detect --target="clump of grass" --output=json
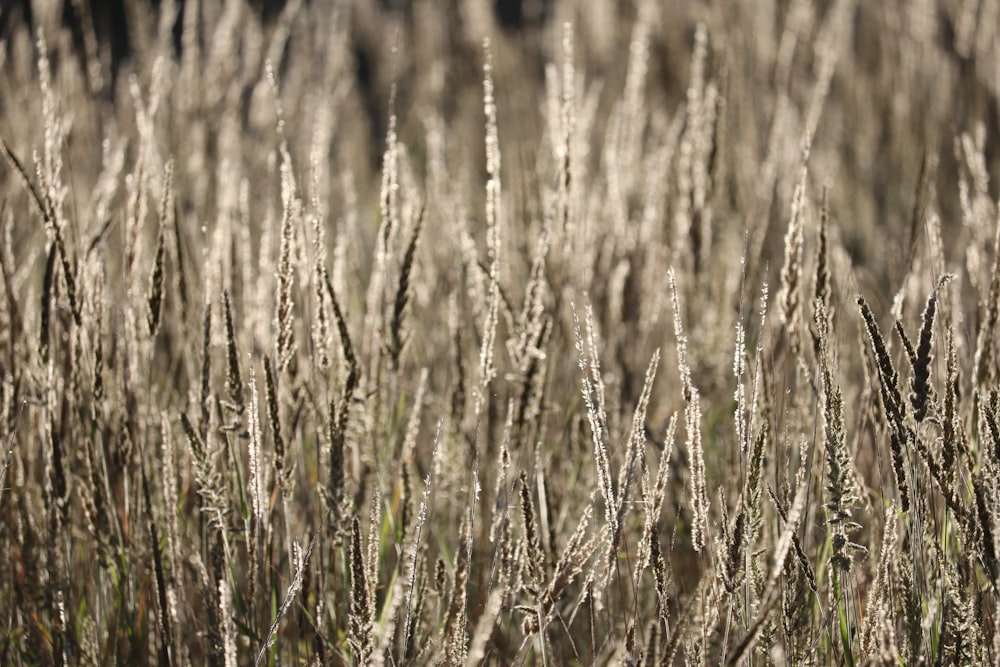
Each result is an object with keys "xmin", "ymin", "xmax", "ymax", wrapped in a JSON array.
[{"xmin": 5, "ymin": 2, "xmax": 1000, "ymax": 665}]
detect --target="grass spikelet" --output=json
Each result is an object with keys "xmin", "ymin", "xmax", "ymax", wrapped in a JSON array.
[
  {"xmin": 668, "ymin": 268, "xmax": 693, "ymax": 402},
  {"xmin": 379, "ymin": 88, "xmax": 400, "ymax": 255},
  {"xmin": 519, "ymin": 469, "xmax": 545, "ymax": 584},
  {"xmin": 141, "ymin": 462, "xmax": 174, "ymax": 665},
  {"xmin": 146, "ymin": 213, "xmax": 165, "ymax": 336},
  {"xmin": 443, "ymin": 511, "xmax": 473, "ymax": 665},
  {"xmin": 449, "ymin": 292, "xmax": 466, "ymax": 431},
  {"xmin": 894, "ymin": 318, "xmax": 918, "ymax": 371},
  {"xmin": 158, "ymin": 412, "xmax": 182, "ymax": 649},
  {"xmin": 222, "ymin": 289, "xmax": 244, "ymax": 416},
  {"xmin": 858, "ymin": 295, "xmax": 911, "ymax": 511},
  {"xmin": 940, "ymin": 557, "xmax": 986, "ymax": 664},
  {"xmin": 91, "ymin": 274, "xmax": 105, "ymax": 400},
  {"xmin": 510, "ymin": 222, "xmax": 552, "ymax": 434},
  {"xmin": 816, "ymin": 298, "xmax": 862, "ymax": 572},
  {"xmin": 196, "ymin": 302, "xmax": 212, "ymax": 438},
  {"xmin": 640, "ymin": 617, "xmax": 660, "ymax": 667},
  {"xmin": 573, "ymin": 302, "xmax": 617, "ymax": 537},
  {"xmin": 897, "ymin": 550, "xmax": 924, "ymax": 662},
  {"xmin": 172, "ymin": 197, "xmax": 188, "ymax": 320},
  {"xmin": 275, "ymin": 142, "xmax": 298, "ymax": 373},
  {"xmin": 312, "ymin": 262, "xmax": 331, "ymax": 371},
  {"xmin": 349, "ymin": 516, "xmax": 375, "ymax": 663},
  {"xmin": 687, "ymin": 379, "xmax": 708, "ymax": 551},
  {"xmin": 556, "ymin": 21, "xmax": 576, "ymax": 243},
  {"xmin": 365, "ymin": 492, "xmax": 381, "ymax": 640},
  {"xmin": 221, "ymin": 578, "xmax": 237, "ymax": 667},
  {"xmin": 402, "ymin": 423, "xmax": 440, "ymax": 661},
  {"xmin": 674, "ymin": 23, "xmax": 712, "ymax": 275},
  {"xmin": 324, "ymin": 269, "xmax": 359, "ymax": 386},
  {"xmin": 942, "ymin": 328, "xmax": 959, "ymax": 492},
  {"xmin": 909, "ymin": 276, "xmax": 952, "ymax": 422},
  {"xmin": 489, "ymin": 408, "xmax": 514, "ymax": 546},
  {"xmin": 40, "ymin": 227, "xmax": 77, "ymax": 328},
  {"xmin": 669, "ymin": 268, "xmax": 709, "ymax": 551},
  {"xmin": 860, "ymin": 505, "xmax": 899, "ymax": 661},
  {"xmin": 778, "ymin": 164, "xmax": 808, "ymax": 356},
  {"xmin": 720, "ymin": 500, "xmax": 747, "ymax": 596},
  {"xmin": 0, "ymin": 406, "xmax": 17, "ymax": 508},
  {"xmin": 147, "ymin": 159, "xmax": 172, "ymax": 337},
  {"xmin": 179, "ymin": 411, "xmax": 229, "ymax": 549},
  {"xmin": 326, "ymin": 392, "xmax": 346, "ymax": 527},
  {"xmin": 616, "ymin": 349, "xmax": 660, "ymax": 545},
  {"xmin": 309, "ymin": 193, "xmax": 331, "ymax": 371},
  {"xmin": 0, "ymin": 136, "xmax": 80, "ymax": 327},
  {"xmin": 246, "ymin": 364, "xmax": 265, "ymax": 599},
  {"xmin": 734, "ymin": 318, "xmax": 749, "ymax": 455},
  {"xmin": 982, "ymin": 391, "xmax": 1000, "ymax": 468},
  {"xmin": 815, "ymin": 187, "xmax": 831, "ymax": 308},
  {"xmin": 264, "ymin": 355, "xmax": 290, "ymax": 495},
  {"xmin": 202, "ymin": 535, "xmax": 225, "ymax": 664},
  {"xmin": 639, "ymin": 414, "xmax": 676, "ymax": 571},
  {"xmin": 975, "ymin": 201, "xmax": 1000, "ymax": 388},
  {"xmin": 388, "ymin": 202, "xmax": 424, "ymax": 371},
  {"xmin": 767, "ymin": 468, "xmax": 810, "ymax": 595},
  {"xmin": 522, "ymin": 506, "xmax": 596, "ymax": 636},
  {"xmin": 810, "ymin": 188, "xmax": 830, "ymax": 355},
  {"xmin": 363, "ymin": 90, "xmax": 398, "ymax": 385},
  {"xmin": 479, "ymin": 39, "xmax": 502, "ymax": 396},
  {"xmin": 323, "ymin": 269, "xmax": 359, "ymax": 529},
  {"xmin": 0, "ymin": 136, "xmax": 49, "ymax": 222},
  {"xmin": 255, "ymin": 538, "xmax": 314, "ymax": 667},
  {"xmin": 972, "ymin": 472, "xmax": 999, "ymax": 580},
  {"xmin": 400, "ymin": 364, "xmax": 427, "ymax": 466},
  {"xmin": 39, "ymin": 241, "xmax": 56, "ymax": 363}
]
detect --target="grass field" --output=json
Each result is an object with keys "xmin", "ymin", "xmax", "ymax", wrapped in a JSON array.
[{"xmin": 2, "ymin": 0, "xmax": 1000, "ymax": 664}]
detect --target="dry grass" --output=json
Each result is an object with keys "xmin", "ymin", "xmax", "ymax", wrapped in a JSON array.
[{"xmin": 2, "ymin": 0, "xmax": 1000, "ymax": 664}]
